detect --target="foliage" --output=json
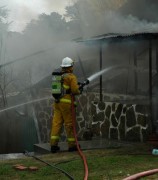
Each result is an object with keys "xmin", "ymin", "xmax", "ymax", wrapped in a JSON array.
[{"xmin": 23, "ymin": 12, "xmax": 69, "ymax": 41}]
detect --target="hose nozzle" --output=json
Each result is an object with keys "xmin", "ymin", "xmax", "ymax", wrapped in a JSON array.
[
  {"xmin": 83, "ymin": 79, "xmax": 89, "ymax": 87},
  {"xmin": 79, "ymin": 79, "xmax": 89, "ymax": 92}
]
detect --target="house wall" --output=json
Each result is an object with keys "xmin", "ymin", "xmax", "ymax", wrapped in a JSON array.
[
  {"xmin": 0, "ymin": 103, "xmax": 38, "ymax": 154},
  {"xmin": 35, "ymin": 91, "xmax": 151, "ymax": 143}
]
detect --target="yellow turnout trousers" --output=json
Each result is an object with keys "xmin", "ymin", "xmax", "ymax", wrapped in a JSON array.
[{"xmin": 50, "ymin": 101, "xmax": 76, "ymax": 148}]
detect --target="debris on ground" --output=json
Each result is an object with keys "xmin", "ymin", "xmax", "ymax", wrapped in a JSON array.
[{"xmin": 13, "ymin": 164, "xmax": 39, "ymax": 171}]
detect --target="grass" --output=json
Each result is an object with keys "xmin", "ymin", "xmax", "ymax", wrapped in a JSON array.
[{"xmin": 0, "ymin": 143, "xmax": 158, "ymax": 180}]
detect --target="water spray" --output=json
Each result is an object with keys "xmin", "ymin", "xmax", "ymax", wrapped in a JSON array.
[
  {"xmin": 79, "ymin": 64, "xmax": 150, "ymax": 90},
  {"xmin": 79, "ymin": 66, "xmax": 113, "ymax": 90},
  {"xmin": 0, "ymin": 97, "xmax": 51, "ymax": 113},
  {"xmin": 87, "ymin": 67, "xmax": 113, "ymax": 82}
]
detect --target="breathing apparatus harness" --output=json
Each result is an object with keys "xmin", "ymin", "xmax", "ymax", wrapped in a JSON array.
[
  {"xmin": 52, "ymin": 71, "xmax": 71, "ymax": 102},
  {"xmin": 52, "ymin": 71, "xmax": 89, "ymax": 101}
]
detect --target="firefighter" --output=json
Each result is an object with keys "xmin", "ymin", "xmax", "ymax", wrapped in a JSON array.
[{"xmin": 50, "ymin": 57, "xmax": 81, "ymax": 153}]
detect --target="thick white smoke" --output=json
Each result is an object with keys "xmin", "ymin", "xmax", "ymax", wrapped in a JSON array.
[
  {"xmin": 68, "ymin": 0, "xmax": 158, "ymax": 37},
  {"xmin": 102, "ymin": 10, "xmax": 158, "ymax": 34}
]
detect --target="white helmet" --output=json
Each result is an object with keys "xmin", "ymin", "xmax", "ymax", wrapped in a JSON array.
[{"xmin": 60, "ymin": 57, "xmax": 74, "ymax": 67}]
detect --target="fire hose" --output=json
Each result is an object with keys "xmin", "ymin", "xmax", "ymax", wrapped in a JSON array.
[
  {"xmin": 71, "ymin": 94, "xmax": 89, "ymax": 180},
  {"xmin": 24, "ymin": 150, "xmax": 74, "ymax": 180},
  {"xmin": 123, "ymin": 169, "xmax": 158, "ymax": 180}
]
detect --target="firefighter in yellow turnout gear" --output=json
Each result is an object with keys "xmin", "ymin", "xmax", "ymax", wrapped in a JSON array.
[{"xmin": 50, "ymin": 57, "xmax": 80, "ymax": 153}]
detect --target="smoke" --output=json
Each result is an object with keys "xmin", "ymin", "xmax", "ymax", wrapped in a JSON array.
[
  {"xmin": 101, "ymin": 10, "xmax": 158, "ymax": 34},
  {"xmin": 1, "ymin": 0, "xmax": 158, "ymax": 154},
  {"xmin": 2, "ymin": 0, "xmax": 76, "ymax": 32},
  {"xmin": 42, "ymin": 0, "xmax": 75, "ymax": 14},
  {"xmin": 2, "ymin": 0, "xmax": 158, "ymax": 98},
  {"xmin": 68, "ymin": 0, "xmax": 158, "ymax": 37},
  {"xmin": 114, "ymin": 0, "xmax": 158, "ymax": 32},
  {"xmin": 120, "ymin": 0, "xmax": 158, "ymax": 22}
]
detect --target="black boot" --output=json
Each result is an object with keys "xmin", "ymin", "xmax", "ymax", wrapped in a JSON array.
[
  {"xmin": 51, "ymin": 145, "xmax": 60, "ymax": 153},
  {"xmin": 68, "ymin": 145, "xmax": 80, "ymax": 152}
]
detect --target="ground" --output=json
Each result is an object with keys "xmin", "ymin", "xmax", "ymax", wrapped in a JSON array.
[{"xmin": 0, "ymin": 142, "xmax": 158, "ymax": 180}]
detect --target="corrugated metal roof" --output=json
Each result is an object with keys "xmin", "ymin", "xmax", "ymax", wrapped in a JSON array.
[{"xmin": 74, "ymin": 32, "xmax": 158, "ymax": 43}]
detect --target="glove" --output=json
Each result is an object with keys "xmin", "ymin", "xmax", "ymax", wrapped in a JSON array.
[
  {"xmin": 78, "ymin": 82, "xmax": 83, "ymax": 94},
  {"xmin": 79, "ymin": 86, "xmax": 83, "ymax": 94}
]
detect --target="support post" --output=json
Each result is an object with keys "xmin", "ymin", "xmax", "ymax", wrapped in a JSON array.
[
  {"xmin": 134, "ymin": 49, "xmax": 138, "ymax": 94},
  {"xmin": 149, "ymin": 39, "xmax": 154, "ymax": 133},
  {"xmin": 99, "ymin": 42, "xmax": 103, "ymax": 101}
]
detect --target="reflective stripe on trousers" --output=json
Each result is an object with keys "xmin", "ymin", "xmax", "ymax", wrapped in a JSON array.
[
  {"xmin": 51, "ymin": 136, "xmax": 60, "ymax": 140},
  {"xmin": 50, "ymin": 99, "xmax": 76, "ymax": 147},
  {"xmin": 67, "ymin": 138, "xmax": 75, "ymax": 142}
]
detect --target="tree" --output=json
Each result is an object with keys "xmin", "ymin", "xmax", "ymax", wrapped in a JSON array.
[
  {"xmin": 23, "ymin": 12, "xmax": 70, "ymax": 43},
  {"xmin": 0, "ymin": 6, "xmax": 10, "ymax": 107},
  {"xmin": 65, "ymin": 0, "xmax": 126, "ymax": 37}
]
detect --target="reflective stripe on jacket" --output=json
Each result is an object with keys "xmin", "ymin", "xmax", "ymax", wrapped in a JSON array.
[{"xmin": 59, "ymin": 98, "xmax": 77, "ymax": 105}]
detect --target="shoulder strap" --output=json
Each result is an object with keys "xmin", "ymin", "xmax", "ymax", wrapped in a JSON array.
[{"xmin": 62, "ymin": 73, "xmax": 71, "ymax": 78}]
